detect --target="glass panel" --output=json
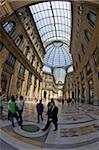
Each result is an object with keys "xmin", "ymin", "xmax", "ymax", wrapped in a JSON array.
[
  {"xmin": 19, "ymin": 64, "xmax": 25, "ymax": 76},
  {"xmin": 3, "ymin": 21, "xmax": 15, "ymax": 33},
  {"xmin": 14, "ymin": 35, "xmax": 23, "ymax": 46},
  {"xmin": 6, "ymin": 53, "xmax": 16, "ymax": 68},
  {"xmin": 88, "ymin": 11, "xmax": 96, "ymax": 25},
  {"xmin": 29, "ymin": 1, "xmax": 71, "ymax": 48},
  {"xmin": 29, "ymin": 1, "xmax": 72, "ymax": 83}
]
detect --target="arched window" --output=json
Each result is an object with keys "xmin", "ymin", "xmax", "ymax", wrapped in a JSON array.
[
  {"xmin": 84, "ymin": 30, "xmax": 92, "ymax": 42},
  {"xmin": 19, "ymin": 64, "xmax": 25, "ymax": 76},
  {"xmin": 6, "ymin": 53, "xmax": 16, "ymax": 68},
  {"xmin": 14, "ymin": 35, "xmax": 23, "ymax": 46},
  {"xmin": 3, "ymin": 21, "xmax": 16, "ymax": 33},
  {"xmin": 0, "ymin": 41, "xmax": 4, "ymax": 51},
  {"xmin": 87, "ymin": 11, "xmax": 96, "ymax": 25}
]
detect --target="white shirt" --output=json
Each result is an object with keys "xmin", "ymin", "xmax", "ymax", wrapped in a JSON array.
[{"xmin": 17, "ymin": 100, "xmax": 24, "ymax": 111}]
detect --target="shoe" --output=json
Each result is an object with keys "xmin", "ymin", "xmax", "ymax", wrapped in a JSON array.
[
  {"xmin": 53, "ymin": 129, "xmax": 57, "ymax": 131},
  {"xmin": 41, "ymin": 129, "xmax": 46, "ymax": 132}
]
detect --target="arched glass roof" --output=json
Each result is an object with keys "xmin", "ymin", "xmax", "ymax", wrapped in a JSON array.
[
  {"xmin": 29, "ymin": 1, "xmax": 72, "ymax": 84},
  {"xmin": 30, "ymin": 1, "xmax": 71, "ymax": 48}
]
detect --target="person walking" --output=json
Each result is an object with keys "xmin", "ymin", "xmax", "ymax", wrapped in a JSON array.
[
  {"xmin": 42, "ymin": 99, "xmax": 58, "ymax": 131},
  {"xmin": 36, "ymin": 99, "xmax": 44, "ymax": 123},
  {"xmin": 17, "ymin": 96, "xmax": 24, "ymax": 126},
  {"xmin": 8, "ymin": 96, "xmax": 19, "ymax": 127}
]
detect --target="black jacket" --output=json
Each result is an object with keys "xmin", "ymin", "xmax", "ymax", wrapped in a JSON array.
[{"xmin": 51, "ymin": 106, "xmax": 58, "ymax": 121}]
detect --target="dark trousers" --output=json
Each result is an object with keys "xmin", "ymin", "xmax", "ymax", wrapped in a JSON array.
[
  {"xmin": 9, "ymin": 112, "xmax": 19, "ymax": 127},
  {"xmin": 43, "ymin": 119, "xmax": 58, "ymax": 131},
  {"xmin": 18, "ymin": 110, "xmax": 23, "ymax": 125},
  {"xmin": 53, "ymin": 120, "xmax": 58, "ymax": 130},
  {"xmin": 43, "ymin": 120, "xmax": 51, "ymax": 130},
  {"xmin": 37, "ymin": 113, "xmax": 43, "ymax": 123}
]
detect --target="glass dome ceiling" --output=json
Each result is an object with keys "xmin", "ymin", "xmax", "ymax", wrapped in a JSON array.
[
  {"xmin": 29, "ymin": 1, "xmax": 72, "ymax": 84},
  {"xmin": 44, "ymin": 41, "xmax": 72, "ymax": 67}
]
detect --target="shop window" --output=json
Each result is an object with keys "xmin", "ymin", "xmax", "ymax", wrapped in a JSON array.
[
  {"xmin": 14, "ymin": 35, "xmax": 23, "ymax": 46},
  {"xmin": 3, "ymin": 21, "xmax": 16, "ymax": 33},
  {"xmin": 94, "ymin": 47, "xmax": 99, "ymax": 66},
  {"xmin": 6, "ymin": 53, "xmax": 16, "ymax": 68},
  {"xmin": 0, "ymin": 41, "xmax": 4, "ymax": 51},
  {"xmin": 19, "ymin": 64, "xmax": 25, "ymax": 76},
  {"xmin": 87, "ymin": 11, "xmax": 96, "ymax": 25},
  {"xmin": 88, "ymin": 79, "xmax": 94, "ymax": 104},
  {"xmin": 84, "ymin": 30, "xmax": 92, "ymax": 42}
]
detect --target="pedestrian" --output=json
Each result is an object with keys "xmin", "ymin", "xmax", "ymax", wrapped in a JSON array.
[
  {"xmin": 17, "ymin": 96, "xmax": 24, "ymax": 126},
  {"xmin": 36, "ymin": 99, "xmax": 44, "ymax": 123},
  {"xmin": 8, "ymin": 96, "xmax": 19, "ymax": 127},
  {"xmin": 62, "ymin": 99, "xmax": 64, "ymax": 106},
  {"xmin": 42, "ymin": 99, "xmax": 58, "ymax": 131}
]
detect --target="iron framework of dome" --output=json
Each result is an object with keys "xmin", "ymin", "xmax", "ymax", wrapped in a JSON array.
[{"xmin": 29, "ymin": 1, "xmax": 72, "ymax": 84}]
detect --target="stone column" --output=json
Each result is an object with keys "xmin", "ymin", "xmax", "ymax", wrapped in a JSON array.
[
  {"xmin": 0, "ymin": 48, "xmax": 9, "ymax": 91},
  {"xmin": 35, "ymin": 79, "xmax": 39, "ymax": 99},
  {"xmin": 29, "ymin": 74, "xmax": 35, "ymax": 100},
  {"xmin": 90, "ymin": 58, "xmax": 99, "ymax": 105},
  {"xmin": 21, "ymin": 69, "xmax": 29, "ymax": 98},
  {"xmin": 83, "ymin": 68, "xmax": 89, "ymax": 104},
  {"xmin": 8, "ymin": 61, "xmax": 20, "ymax": 97},
  {"xmin": 79, "ymin": 76, "xmax": 82, "ymax": 102},
  {"xmin": 38, "ymin": 81, "xmax": 42, "ymax": 99}
]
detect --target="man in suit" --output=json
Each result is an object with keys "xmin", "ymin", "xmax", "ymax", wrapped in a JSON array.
[{"xmin": 42, "ymin": 99, "xmax": 58, "ymax": 131}]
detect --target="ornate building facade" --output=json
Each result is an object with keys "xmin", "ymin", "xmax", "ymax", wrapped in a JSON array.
[
  {"xmin": 0, "ymin": 1, "xmax": 44, "ymax": 100},
  {"xmin": 70, "ymin": 2, "xmax": 99, "ymax": 105}
]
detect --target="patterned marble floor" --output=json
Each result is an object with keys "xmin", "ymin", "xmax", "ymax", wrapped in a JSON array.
[{"xmin": 0, "ymin": 101, "xmax": 99, "ymax": 150}]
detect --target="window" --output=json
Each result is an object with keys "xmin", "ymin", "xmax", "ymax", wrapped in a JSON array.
[
  {"xmin": 86, "ymin": 62, "xmax": 91, "ymax": 74},
  {"xmin": 87, "ymin": 11, "xmax": 96, "ymax": 25},
  {"xmin": 81, "ymin": 43, "xmax": 85, "ymax": 54},
  {"xmin": 84, "ymin": 30, "xmax": 92, "ymax": 42},
  {"xmin": 94, "ymin": 47, "xmax": 99, "ymax": 66},
  {"xmin": 31, "ymin": 55, "xmax": 34, "ymax": 65},
  {"xmin": 14, "ymin": 35, "xmax": 23, "ymax": 46},
  {"xmin": 78, "ymin": 5, "xmax": 82, "ymax": 15},
  {"xmin": 6, "ymin": 53, "xmax": 16, "ymax": 68},
  {"xmin": 81, "ymin": 71, "xmax": 84, "ymax": 80},
  {"xmin": 25, "ymin": 46, "xmax": 29, "ymax": 56},
  {"xmin": 19, "ymin": 64, "xmax": 25, "ymax": 76},
  {"xmin": 3, "ymin": 21, "xmax": 16, "ymax": 33},
  {"xmin": 78, "ymin": 54, "xmax": 81, "ymax": 63},
  {"xmin": 28, "ymin": 72, "xmax": 32, "ymax": 81},
  {"xmin": 0, "ymin": 41, "xmax": 4, "ymax": 51}
]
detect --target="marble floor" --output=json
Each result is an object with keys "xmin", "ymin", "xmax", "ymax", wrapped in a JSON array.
[{"xmin": 0, "ymin": 101, "xmax": 99, "ymax": 150}]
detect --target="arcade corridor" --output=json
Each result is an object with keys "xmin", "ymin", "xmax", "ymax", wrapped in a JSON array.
[
  {"xmin": 0, "ymin": 101, "xmax": 99, "ymax": 150},
  {"xmin": 0, "ymin": 0, "xmax": 99, "ymax": 150}
]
